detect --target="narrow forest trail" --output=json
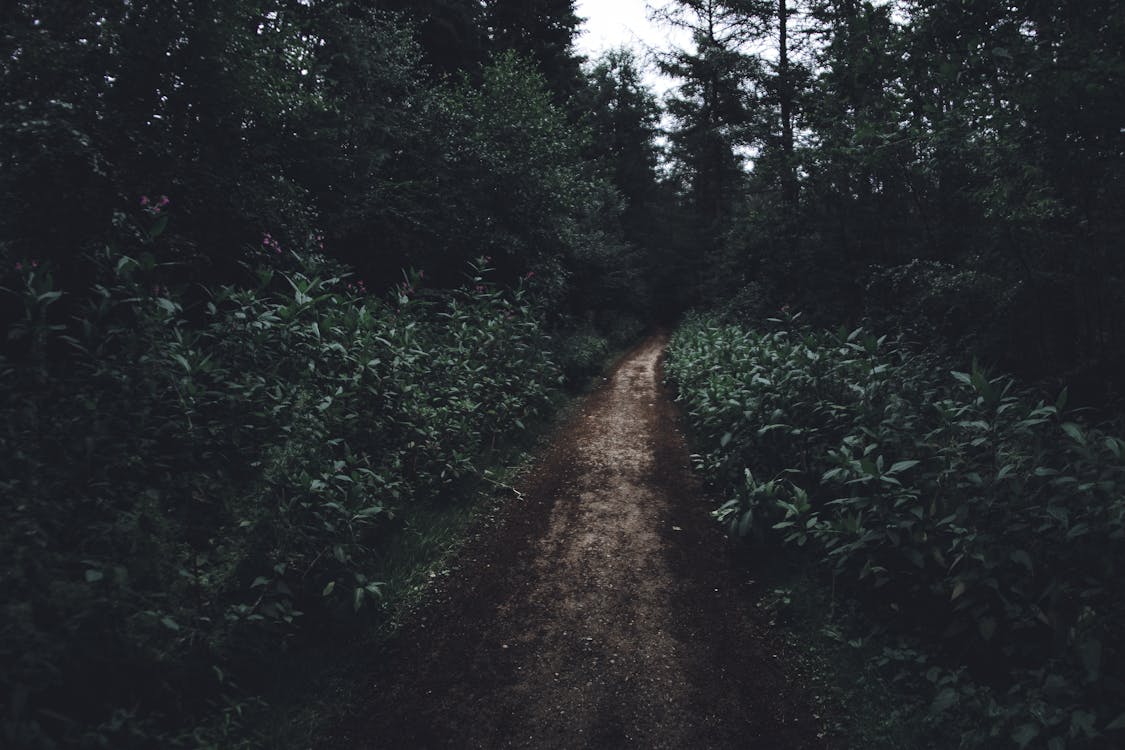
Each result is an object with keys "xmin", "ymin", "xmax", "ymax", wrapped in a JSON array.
[{"xmin": 324, "ymin": 334, "xmax": 831, "ymax": 749}]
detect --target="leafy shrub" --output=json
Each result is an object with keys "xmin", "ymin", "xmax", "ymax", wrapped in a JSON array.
[
  {"xmin": 715, "ymin": 280, "xmax": 777, "ymax": 325},
  {"xmin": 0, "ymin": 215, "xmax": 558, "ymax": 747},
  {"xmin": 556, "ymin": 329, "xmax": 611, "ymax": 386},
  {"xmin": 666, "ymin": 312, "xmax": 1125, "ymax": 748},
  {"xmin": 598, "ymin": 312, "xmax": 645, "ymax": 351},
  {"xmin": 864, "ymin": 259, "xmax": 1018, "ymax": 364}
]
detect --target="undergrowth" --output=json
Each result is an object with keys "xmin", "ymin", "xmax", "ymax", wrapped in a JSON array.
[
  {"xmin": 665, "ymin": 311, "xmax": 1125, "ymax": 749},
  {"xmin": 0, "ymin": 210, "xmax": 561, "ymax": 747}
]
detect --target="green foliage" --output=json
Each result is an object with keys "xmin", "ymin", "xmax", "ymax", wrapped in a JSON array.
[
  {"xmin": 0, "ymin": 218, "xmax": 558, "ymax": 746},
  {"xmin": 0, "ymin": 3, "xmax": 658, "ymax": 746},
  {"xmin": 556, "ymin": 329, "xmax": 611, "ymax": 385},
  {"xmin": 863, "ymin": 259, "xmax": 1019, "ymax": 364},
  {"xmin": 659, "ymin": 0, "xmax": 1124, "ymax": 387},
  {"xmin": 667, "ymin": 312, "xmax": 1125, "ymax": 748},
  {"xmin": 432, "ymin": 52, "xmax": 584, "ymax": 298},
  {"xmin": 483, "ymin": 0, "xmax": 585, "ymax": 104}
]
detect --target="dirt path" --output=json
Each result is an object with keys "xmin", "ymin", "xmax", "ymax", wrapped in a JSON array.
[{"xmin": 324, "ymin": 334, "xmax": 831, "ymax": 749}]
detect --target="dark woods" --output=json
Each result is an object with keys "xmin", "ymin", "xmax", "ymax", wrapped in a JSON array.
[
  {"xmin": 1, "ymin": 0, "xmax": 1122, "ymax": 746},
  {"xmin": 657, "ymin": 0, "xmax": 1124, "ymax": 402},
  {"xmin": 4, "ymin": 0, "xmax": 1122, "ymax": 381}
]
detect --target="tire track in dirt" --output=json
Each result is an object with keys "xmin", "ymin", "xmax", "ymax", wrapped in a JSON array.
[{"xmin": 323, "ymin": 334, "xmax": 830, "ymax": 749}]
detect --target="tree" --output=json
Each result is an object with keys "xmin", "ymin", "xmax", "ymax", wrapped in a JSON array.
[
  {"xmin": 483, "ymin": 0, "xmax": 585, "ymax": 103},
  {"xmin": 656, "ymin": 1, "xmax": 763, "ymax": 301},
  {"xmin": 428, "ymin": 52, "xmax": 590, "ymax": 298},
  {"xmin": 578, "ymin": 50, "xmax": 662, "ymax": 249},
  {"xmin": 372, "ymin": 0, "xmax": 487, "ymax": 77}
]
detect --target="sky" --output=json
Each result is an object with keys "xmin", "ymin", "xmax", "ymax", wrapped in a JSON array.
[{"xmin": 573, "ymin": 0, "xmax": 690, "ymax": 97}]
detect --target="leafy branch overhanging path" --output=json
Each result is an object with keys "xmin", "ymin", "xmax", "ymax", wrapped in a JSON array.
[{"xmin": 326, "ymin": 334, "xmax": 830, "ymax": 749}]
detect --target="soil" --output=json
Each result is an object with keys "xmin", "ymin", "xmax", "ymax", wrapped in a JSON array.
[{"xmin": 322, "ymin": 334, "xmax": 833, "ymax": 749}]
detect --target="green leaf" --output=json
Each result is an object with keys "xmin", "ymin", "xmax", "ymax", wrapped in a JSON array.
[
  {"xmin": 1055, "ymin": 387, "xmax": 1068, "ymax": 412},
  {"xmin": 1105, "ymin": 713, "xmax": 1125, "ymax": 732},
  {"xmin": 1009, "ymin": 550, "xmax": 1034, "ymax": 573},
  {"xmin": 322, "ymin": 581, "xmax": 335, "ymax": 596},
  {"xmin": 147, "ymin": 213, "xmax": 169, "ymax": 239},
  {"xmin": 978, "ymin": 616, "xmax": 997, "ymax": 641},
  {"xmin": 1072, "ymin": 710, "xmax": 1098, "ymax": 738},
  {"xmin": 160, "ymin": 616, "xmax": 181, "ymax": 632},
  {"xmin": 84, "ymin": 569, "xmax": 104, "ymax": 583},
  {"xmin": 720, "ymin": 432, "xmax": 732, "ymax": 447},
  {"xmin": 1105, "ymin": 437, "xmax": 1123, "ymax": 459},
  {"xmin": 888, "ymin": 460, "xmax": 919, "ymax": 474},
  {"xmin": 1067, "ymin": 522, "xmax": 1090, "ymax": 540},
  {"xmin": 1012, "ymin": 724, "xmax": 1039, "ymax": 748},
  {"xmin": 970, "ymin": 368, "xmax": 988, "ymax": 394},
  {"xmin": 1061, "ymin": 422, "xmax": 1086, "ymax": 445},
  {"xmin": 737, "ymin": 509, "xmax": 753, "ymax": 537},
  {"xmin": 931, "ymin": 687, "xmax": 958, "ymax": 713}
]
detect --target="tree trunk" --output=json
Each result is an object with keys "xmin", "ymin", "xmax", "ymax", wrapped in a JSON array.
[{"xmin": 778, "ymin": 0, "xmax": 798, "ymax": 211}]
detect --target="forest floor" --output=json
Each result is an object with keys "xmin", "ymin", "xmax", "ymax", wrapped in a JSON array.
[{"xmin": 321, "ymin": 334, "xmax": 835, "ymax": 749}]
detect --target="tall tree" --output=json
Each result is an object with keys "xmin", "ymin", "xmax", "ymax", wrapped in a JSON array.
[
  {"xmin": 483, "ymin": 0, "xmax": 584, "ymax": 103},
  {"xmin": 658, "ymin": 0, "xmax": 757, "ymax": 246},
  {"xmin": 579, "ymin": 50, "xmax": 662, "ymax": 248},
  {"xmin": 372, "ymin": 0, "xmax": 487, "ymax": 77},
  {"xmin": 800, "ymin": 0, "xmax": 913, "ymax": 263},
  {"xmin": 775, "ymin": 0, "xmax": 797, "ymax": 210}
]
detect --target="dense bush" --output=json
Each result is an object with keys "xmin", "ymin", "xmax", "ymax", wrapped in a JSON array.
[
  {"xmin": 554, "ymin": 313, "xmax": 645, "ymax": 387},
  {"xmin": 863, "ymin": 260, "xmax": 1018, "ymax": 364},
  {"xmin": 0, "ymin": 213, "xmax": 559, "ymax": 747},
  {"xmin": 666, "ymin": 312, "xmax": 1125, "ymax": 748}
]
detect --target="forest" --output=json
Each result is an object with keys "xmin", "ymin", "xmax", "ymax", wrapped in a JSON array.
[{"xmin": 0, "ymin": 0, "xmax": 1122, "ymax": 747}]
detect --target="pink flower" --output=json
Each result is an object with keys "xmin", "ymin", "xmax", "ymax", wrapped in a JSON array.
[
  {"xmin": 158, "ymin": 195, "xmax": 170, "ymax": 207},
  {"xmin": 15, "ymin": 262, "xmax": 22, "ymax": 271},
  {"xmin": 31, "ymin": 260, "xmax": 38, "ymax": 268},
  {"xmin": 524, "ymin": 271, "xmax": 535, "ymax": 280},
  {"xmin": 140, "ymin": 196, "xmax": 150, "ymax": 206},
  {"xmin": 261, "ymin": 232, "xmax": 283, "ymax": 253}
]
